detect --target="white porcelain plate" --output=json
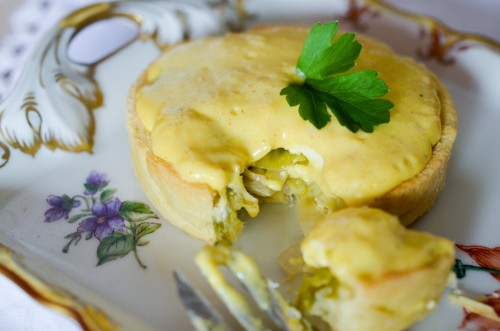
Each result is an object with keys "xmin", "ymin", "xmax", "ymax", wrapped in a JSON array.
[{"xmin": 0, "ymin": 1, "xmax": 499, "ymax": 330}]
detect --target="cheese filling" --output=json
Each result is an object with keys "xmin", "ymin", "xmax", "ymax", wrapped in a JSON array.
[{"xmin": 135, "ymin": 27, "xmax": 441, "ymax": 207}]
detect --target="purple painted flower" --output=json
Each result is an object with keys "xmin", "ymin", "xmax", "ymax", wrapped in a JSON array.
[
  {"xmin": 77, "ymin": 198, "xmax": 125, "ymax": 241},
  {"xmin": 44, "ymin": 194, "xmax": 81, "ymax": 222},
  {"xmin": 84, "ymin": 171, "xmax": 108, "ymax": 195}
]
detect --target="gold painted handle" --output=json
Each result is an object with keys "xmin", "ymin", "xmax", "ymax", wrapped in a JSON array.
[
  {"xmin": 0, "ymin": 243, "xmax": 120, "ymax": 331},
  {"xmin": 0, "ymin": 0, "xmax": 249, "ymax": 169},
  {"xmin": 59, "ymin": 3, "xmax": 116, "ymax": 30}
]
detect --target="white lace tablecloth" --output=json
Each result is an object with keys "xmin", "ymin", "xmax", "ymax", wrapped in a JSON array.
[{"xmin": 0, "ymin": 1, "xmax": 499, "ymax": 330}]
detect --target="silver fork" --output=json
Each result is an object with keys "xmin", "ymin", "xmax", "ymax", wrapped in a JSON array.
[{"xmin": 173, "ymin": 245, "xmax": 311, "ymax": 331}]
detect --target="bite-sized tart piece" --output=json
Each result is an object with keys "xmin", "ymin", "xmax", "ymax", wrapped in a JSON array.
[{"xmin": 297, "ymin": 207, "xmax": 455, "ymax": 331}]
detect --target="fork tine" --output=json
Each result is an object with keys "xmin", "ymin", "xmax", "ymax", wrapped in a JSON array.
[
  {"xmin": 195, "ymin": 245, "xmax": 310, "ymax": 331},
  {"xmin": 195, "ymin": 247, "xmax": 270, "ymax": 331},
  {"xmin": 173, "ymin": 270, "xmax": 232, "ymax": 331},
  {"xmin": 266, "ymin": 279, "xmax": 295, "ymax": 331}
]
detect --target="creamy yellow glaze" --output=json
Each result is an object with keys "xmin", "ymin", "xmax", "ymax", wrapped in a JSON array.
[
  {"xmin": 301, "ymin": 207, "xmax": 454, "ymax": 282},
  {"xmin": 135, "ymin": 27, "xmax": 442, "ymax": 205},
  {"xmin": 298, "ymin": 207, "xmax": 454, "ymax": 331}
]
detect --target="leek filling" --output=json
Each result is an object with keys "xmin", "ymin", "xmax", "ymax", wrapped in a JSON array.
[
  {"xmin": 295, "ymin": 268, "xmax": 340, "ymax": 322},
  {"xmin": 213, "ymin": 148, "xmax": 346, "ymax": 244}
]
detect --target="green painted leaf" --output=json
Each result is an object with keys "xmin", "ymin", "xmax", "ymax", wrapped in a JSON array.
[
  {"xmin": 97, "ymin": 232, "xmax": 134, "ymax": 266},
  {"xmin": 119, "ymin": 201, "xmax": 157, "ymax": 222},
  {"xmin": 67, "ymin": 213, "xmax": 90, "ymax": 223},
  {"xmin": 62, "ymin": 232, "xmax": 81, "ymax": 253},
  {"xmin": 135, "ymin": 222, "xmax": 161, "ymax": 241},
  {"xmin": 99, "ymin": 189, "xmax": 116, "ymax": 202},
  {"xmin": 120, "ymin": 201, "xmax": 155, "ymax": 214}
]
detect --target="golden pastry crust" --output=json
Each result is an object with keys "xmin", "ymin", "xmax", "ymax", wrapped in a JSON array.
[
  {"xmin": 298, "ymin": 207, "xmax": 455, "ymax": 331},
  {"xmin": 127, "ymin": 83, "xmax": 218, "ymax": 242},
  {"xmin": 126, "ymin": 26, "xmax": 457, "ymax": 242},
  {"xmin": 368, "ymin": 76, "xmax": 457, "ymax": 225},
  {"xmin": 333, "ymin": 261, "xmax": 452, "ymax": 331}
]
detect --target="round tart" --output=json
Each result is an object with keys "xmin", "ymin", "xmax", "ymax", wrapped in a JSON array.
[{"xmin": 126, "ymin": 25, "xmax": 457, "ymax": 243}]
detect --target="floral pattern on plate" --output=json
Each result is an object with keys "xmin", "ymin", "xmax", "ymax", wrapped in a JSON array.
[
  {"xmin": 43, "ymin": 171, "xmax": 161, "ymax": 269},
  {"xmin": 455, "ymin": 244, "xmax": 500, "ymax": 330},
  {"xmin": 459, "ymin": 290, "xmax": 500, "ymax": 331}
]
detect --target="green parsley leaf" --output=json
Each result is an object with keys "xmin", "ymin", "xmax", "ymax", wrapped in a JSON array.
[
  {"xmin": 281, "ymin": 84, "xmax": 331, "ymax": 129},
  {"xmin": 281, "ymin": 21, "xmax": 394, "ymax": 132}
]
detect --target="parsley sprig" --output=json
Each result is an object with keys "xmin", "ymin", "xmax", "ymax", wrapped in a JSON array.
[{"xmin": 280, "ymin": 21, "xmax": 394, "ymax": 132}]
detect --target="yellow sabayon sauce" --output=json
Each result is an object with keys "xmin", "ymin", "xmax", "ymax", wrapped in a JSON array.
[
  {"xmin": 301, "ymin": 207, "xmax": 454, "ymax": 282},
  {"xmin": 135, "ymin": 27, "xmax": 441, "ymax": 205},
  {"xmin": 298, "ymin": 207, "xmax": 455, "ymax": 331}
]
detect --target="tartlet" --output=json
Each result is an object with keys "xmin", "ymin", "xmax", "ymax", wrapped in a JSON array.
[{"xmin": 126, "ymin": 25, "xmax": 457, "ymax": 243}]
